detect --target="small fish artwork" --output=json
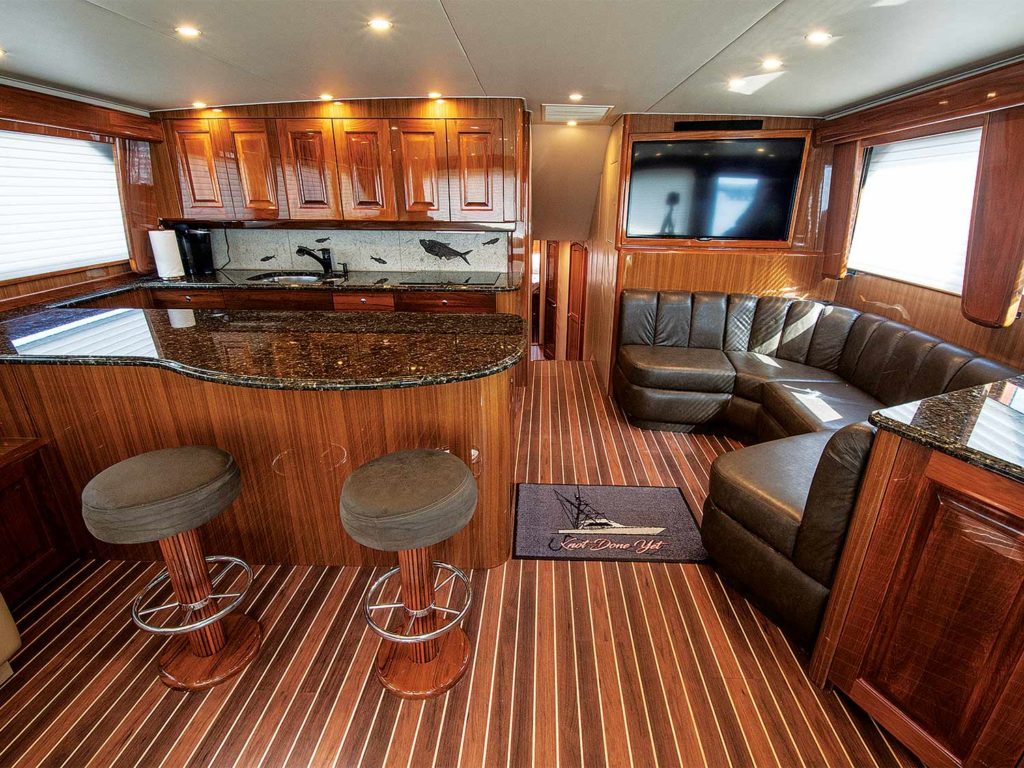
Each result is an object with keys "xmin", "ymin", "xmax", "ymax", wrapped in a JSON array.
[
  {"xmin": 374, "ymin": 277, "xmax": 389, "ymax": 285},
  {"xmin": 419, "ymin": 239, "xmax": 472, "ymax": 265},
  {"xmin": 315, "ymin": 237, "xmax": 331, "ymax": 244},
  {"xmin": 482, "ymin": 237, "xmax": 500, "ymax": 245},
  {"xmin": 259, "ymin": 255, "xmax": 277, "ymax": 262},
  {"xmin": 371, "ymin": 256, "xmax": 388, "ymax": 265}
]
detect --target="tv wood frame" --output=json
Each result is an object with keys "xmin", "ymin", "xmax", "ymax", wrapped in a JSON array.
[{"xmin": 616, "ymin": 129, "xmax": 812, "ymax": 250}]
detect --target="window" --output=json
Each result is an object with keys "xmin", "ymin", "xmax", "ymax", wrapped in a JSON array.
[
  {"xmin": 848, "ymin": 127, "xmax": 982, "ymax": 294},
  {"xmin": 0, "ymin": 130, "xmax": 130, "ymax": 282}
]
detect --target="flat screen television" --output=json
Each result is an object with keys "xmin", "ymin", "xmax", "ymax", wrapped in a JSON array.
[{"xmin": 624, "ymin": 136, "xmax": 807, "ymax": 241}]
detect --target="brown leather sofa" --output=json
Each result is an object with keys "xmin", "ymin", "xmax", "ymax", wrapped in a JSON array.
[{"xmin": 614, "ymin": 289, "xmax": 1019, "ymax": 646}]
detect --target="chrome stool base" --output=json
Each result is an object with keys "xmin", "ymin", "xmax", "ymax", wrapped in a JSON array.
[{"xmin": 363, "ymin": 560, "xmax": 472, "ymax": 644}]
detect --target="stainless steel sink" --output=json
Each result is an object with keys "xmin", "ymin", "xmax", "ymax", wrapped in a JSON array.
[{"xmin": 246, "ymin": 271, "xmax": 324, "ymax": 284}]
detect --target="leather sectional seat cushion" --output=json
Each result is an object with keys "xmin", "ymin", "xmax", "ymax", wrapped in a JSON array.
[
  {"xmin": 613, "ymin": 289, "xmax": 1020, "ymax": 647},
  {"xmin": 761, "ymin": 380, "xmax": 883, "ymax": 435},
  {"xmin": 618, "ymin": 345, "xmax": 734, "ymax": 392}
]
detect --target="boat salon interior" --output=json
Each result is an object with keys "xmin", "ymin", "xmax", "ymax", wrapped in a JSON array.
[{"xmin": 0, "ymin": 1, "xmax": 1023, "ymax": 766}]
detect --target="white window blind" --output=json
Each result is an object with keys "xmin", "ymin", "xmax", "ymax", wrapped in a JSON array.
[
  {"xmin": 0, "ymin": 130, "xmax": 130, "ymax": 281},
  {"xmin": 848, "ymin": 127, "xmax": 982, "ymax": 294}
]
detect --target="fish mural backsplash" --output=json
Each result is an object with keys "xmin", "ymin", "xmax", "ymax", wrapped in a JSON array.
[{"xmin": 211, "ymin": 229, "xmax": 509, "ymax": 273}]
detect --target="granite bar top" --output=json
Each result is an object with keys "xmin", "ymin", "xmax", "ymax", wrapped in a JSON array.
[
  {"xmin": 871, "ymin": 376, "xmax": 1024, "ymax": 483},
  {"xmin": 0, "ymin": 307, "xmax": 525, "ymax": 391}
]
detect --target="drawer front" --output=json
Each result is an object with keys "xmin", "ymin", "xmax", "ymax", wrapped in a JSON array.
[
  {"xmin": 332, "ymin": 293, "xmax": 396, "ymax": 312},
  {"xmin": 149, "ymin": 289, "xmax": 226, "ymax": 308},
  {"xmin": 224, "ymin": 289, "xmax": 333, "ymax": 310},
  {"xmin": 395, "ymin": 292, "xmax": 496, "ymax": 313}
]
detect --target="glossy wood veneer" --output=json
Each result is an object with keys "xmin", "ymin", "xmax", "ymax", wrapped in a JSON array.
[
  {"xmin": 0, "ymin": 363, "xmax": 513, "ymax": 570},
  {"xmin": 0, "ymin": 84, "xmax": 162, "ymax": 141}
]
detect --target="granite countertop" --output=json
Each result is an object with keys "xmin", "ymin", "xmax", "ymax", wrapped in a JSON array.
[
  {"xmin": 871, "ymin": 376, "xmax": 1024, "ymax": 483},
  {"xmin": 0, "ymin": 307, "xmax": 525, "ymax": 391}
]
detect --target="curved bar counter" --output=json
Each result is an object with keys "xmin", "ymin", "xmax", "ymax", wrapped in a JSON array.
[{"xmin": 0, "ymin": 308, "xmax": 526, "ymax": 569}]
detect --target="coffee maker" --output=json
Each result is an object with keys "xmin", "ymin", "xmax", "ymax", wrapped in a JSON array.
[{"xmin": 172, "ymin": 226, "xmax": 216, "ymax": 277}]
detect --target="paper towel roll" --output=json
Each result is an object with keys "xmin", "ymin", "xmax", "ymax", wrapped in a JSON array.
[
  {"xmin": 149, "ymin": 230, "xmax": 185, "ymax": 279},
  {"xmin": 167, "ymin": 309, "xmax": 196, "ymax": 328}
]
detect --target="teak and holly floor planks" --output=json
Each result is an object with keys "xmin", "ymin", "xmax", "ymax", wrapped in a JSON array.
[{"xmin": 0, "ymin": 361, "xmax": 918, "ymax": 767}]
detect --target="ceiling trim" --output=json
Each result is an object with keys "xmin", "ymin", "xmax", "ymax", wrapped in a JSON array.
[
  {"xmin": 0, "ymin": 75, "xmax": 150, "ymax": 117},
  {"xmin": 150, "ymin": 95, "xmax": 528, "ymax": 113},
  {"xmin": 824, "ymin": 52, "xmax": 1024, "ymax": 120}
]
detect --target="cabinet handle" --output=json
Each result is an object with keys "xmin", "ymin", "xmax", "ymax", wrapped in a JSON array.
[
  {"xmin": 441, "ymin": 299, "xmax": 449, "ymax": 306},
  {"xmin": 185, "ymin": 295, "xmax": 192, "ymax": 303},
  {"xmin": 360, "ymin": 298, "xmax": 367, "ymax": 304}
]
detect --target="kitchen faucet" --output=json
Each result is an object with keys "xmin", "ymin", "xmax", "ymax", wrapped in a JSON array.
[{"xmin": 295, "ymin": 245, "xmax": 343, "ymax": 276}]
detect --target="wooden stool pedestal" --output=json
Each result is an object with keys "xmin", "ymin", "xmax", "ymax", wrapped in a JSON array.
[{"xmin": 376, "ymin": 626, "xmax": 470, "ymax": 699}]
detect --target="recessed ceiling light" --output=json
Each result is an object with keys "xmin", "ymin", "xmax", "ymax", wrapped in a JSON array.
[
  {"xmin": 569, "ymin": 93, "xmax": 583, "ymax": 102},
  {"xmin": 175, "ymin": 25, "xmax": 201, "ymax": 39},
  {"xmin": 368, "ymin": 17, "xmax": 393, "ymax": 31},
  {"xmin": 427, "ymin": 91, "xmax": 442, "ymax": 99},
  {"xmin": 566, "ymin": 120, "xmax": 578, "ymax": 127},
  {"xmin": 192, "ymin": 101, "xmax": 206, "ymax": 109},
  {"xmin": 761, "ymin": 57, "xmax": 783, "ymax": 71},
  {"xmin": 319, "ymin": 93, "xmax": 333, "ymax": 101},
  {"xmin": 805, "ymin": 30, "xmax": 833, "ymax": 45}
]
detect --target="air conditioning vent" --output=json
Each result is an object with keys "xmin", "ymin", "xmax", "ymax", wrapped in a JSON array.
[{"xmin": 542, "ymin": 103, "xmax": 612, "ymax": 123}]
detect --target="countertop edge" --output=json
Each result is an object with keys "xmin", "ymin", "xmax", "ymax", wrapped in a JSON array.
[
  {"xmin": 0, "ymin": 341, "xmax": 526, "ymax": 392},
  {"xmin": 869, "ymin": 409, "xmax": 1024, "ymax": 484}
]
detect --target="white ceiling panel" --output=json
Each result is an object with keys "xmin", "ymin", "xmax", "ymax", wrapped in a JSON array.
[
  {"xmin": 652, "ymin": 0, "xmax": 1024, "ymax": 116},
  {"xmin": 441, "ymin": 0, "xmax": 781, "ymax": 117}
]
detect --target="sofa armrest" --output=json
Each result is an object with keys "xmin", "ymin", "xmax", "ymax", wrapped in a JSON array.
[{"xmin": 792, "ymin": 422, "xmax": 875, "ymax": 587}]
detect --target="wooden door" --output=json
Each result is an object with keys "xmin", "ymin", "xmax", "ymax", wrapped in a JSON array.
[
  {"xmin": 833, "ymin": 444, "xmax": 1024, "ymax": 768},
  {"xmin": 334, "ymin": 118, "xmax": 397, "ymax": 220},
  {"xmin": 566, "ymin": 242, "xmax": 588, "ymax": 359},
  {"xmin": 446, "ymin": 118, "xmax": 503, "ymax": 221},
  {"xmin": 166, "ymin": 119, "xmax": 233, "ymax": 219},
  {"xmin": 390, "ymin": 119, "xmax": 449, "ymax": 221},
  {"xmin": 277, "ymin": 118, "xmax": 342, "ymax": 219},
  {"xmin": 218, "ymin": 118, "xmax": 285, "ymax": 220},
  {"xmin": 543, "ymin": 240, "xmax": 559, "ymax": 359}
]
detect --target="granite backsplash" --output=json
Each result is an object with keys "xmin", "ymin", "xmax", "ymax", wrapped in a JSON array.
[{"xmin": 210, "ymin": 229, "xmax": 509, "ymax": 273}]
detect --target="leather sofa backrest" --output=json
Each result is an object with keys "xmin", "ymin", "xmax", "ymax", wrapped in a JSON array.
[{"xmin": 619, "ymin": 289, "xmax": 1018, "ymax": 401}]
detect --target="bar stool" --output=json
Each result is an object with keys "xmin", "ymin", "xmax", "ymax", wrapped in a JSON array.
[
  {"xmin": 81, "ymin": 446, "xmax": 260, "ymax": 692},
  {"xmin": 340, "ymin": 448, "xmax": 475, "ymax": 699}
]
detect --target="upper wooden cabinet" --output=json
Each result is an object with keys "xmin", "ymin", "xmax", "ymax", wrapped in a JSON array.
[
  {"xmin": 277, "ymin": 118, "xmax": 342, "ymax": 219},
  {"xmin": 391, "ymin": 119, "xmax": 450, "ymax": 221},
  {"xmin": 334, "ymin": 118, "xmax": 397, "ymax": 220},
  {"xmin": 447, "ymin": 118, "xmax": 504, "ymax": 221},
  {"xmin": 166, "ymin": 119, "xmax": 233, "ymax": 219},
  {"xmin": 220, "ymin": 118, "xmax": 285, "ymax": 220}
]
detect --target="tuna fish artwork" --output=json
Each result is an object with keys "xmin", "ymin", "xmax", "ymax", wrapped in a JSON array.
[{"xmin": 419, "ymin": 239, "xmax": 472, "ymax": 265}]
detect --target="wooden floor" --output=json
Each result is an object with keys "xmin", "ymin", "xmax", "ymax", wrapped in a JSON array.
[{"xmin": 0, "ymin": 361, "xmax": 918, "ymax": 768}]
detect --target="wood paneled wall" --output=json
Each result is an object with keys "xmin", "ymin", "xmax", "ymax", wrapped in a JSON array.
[{"xmin": 832, "ymin": 273, "xmax": 1024, "ymax": 366}]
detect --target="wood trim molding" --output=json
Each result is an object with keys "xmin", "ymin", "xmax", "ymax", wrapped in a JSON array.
[
  {"xmin": 961, "ymin": 106, "xmax": 1024, "ymax": 327},
  {"xmin": 815, "ymin": 60, "xmax": 1024, "ymax": 145},
  {"xmin": 820, "ymin": 141, "xmax": 863, "ymax": 279},
  {"xmin": 0, "ymin": 84, "xmax": 162, "ymax": 142}
]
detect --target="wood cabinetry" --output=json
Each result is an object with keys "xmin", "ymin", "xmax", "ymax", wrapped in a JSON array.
[
  {"xmin": 567, "ymin": 242, "xmax": 587, "ymax": 359},
  {"xmin": 277, "ymin": 119, "xmax": 342, "ymax": 219},
  {"xmin": 390, "ymin": 119, "xmax": 450, "ymax": 221},
  {"xmin": 0, "ymin": 439, "xmax": 73, "ymax": 607},
  {"xmin": 334, "ymin": 119, "xmax": 397, "ymax": 220},
  {"xmin": 814, "ymin": 432, "xmax": 1024, "ymax": 768},
  {"xmin": 394, "ymin": 292, "xmax": 496, "ymax": 313},
  {"xmin": 219, "ymin": 118, "xmax": 285, "ymax": 220},
  {"xmin": 447, "ymin": 119, "xmax": 503, "ymax": 221},
  {"xmin": 166, "ymin": 119, "xmax": 233, "ymax": 219},
  {"xmin": 332, "ymin": 293, "xmax": 396, "ymax": 311}
]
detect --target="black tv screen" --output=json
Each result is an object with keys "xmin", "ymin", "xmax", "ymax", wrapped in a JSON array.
[{"xmin": 625, "ymin": 137, "xmax": 806, "ymax": 240}]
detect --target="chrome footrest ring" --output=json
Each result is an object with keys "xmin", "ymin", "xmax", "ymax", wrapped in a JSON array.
[
  {"xmin": 363, "ymin": 561, "xmax": 472, "ymax": 644},
  {"xmin": 131, "ymin": 555, "xmax": 253, "ymax": 635}
]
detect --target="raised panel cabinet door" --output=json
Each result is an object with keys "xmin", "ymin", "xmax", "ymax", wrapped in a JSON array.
[
  {"xmin": 390, "ymin": 119, "xmax": 449, "ymax": 221},
  {"xmin": 844, "ymin": 449, "xmax": 1024, "ymax": 768},
  {"xmin": 277, "ymin": 118, "xmax": 342, "ymax": 219},
  {"xmin": 446, "ymin": 118, "xmax": 504, "ymax": 221},
  {"xmin": 167, "ymin": 119, "xmax": 233, "ymax": 218},
  {"xmin": 219, "ymin": 118, "xmax": 284, "ymax": 220},
  {"xmin": 335, "ymin": 119, "xmax": 397, "ymax": 220}
]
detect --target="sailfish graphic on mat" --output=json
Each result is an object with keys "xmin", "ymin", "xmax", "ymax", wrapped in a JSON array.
[
  {"xmin": 419, "ymin": 239, "xmax": 472, "ymax": 265},
  {"xmin": 554, "ymin": 488, "xmax": 665, "ymax": 536}
]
